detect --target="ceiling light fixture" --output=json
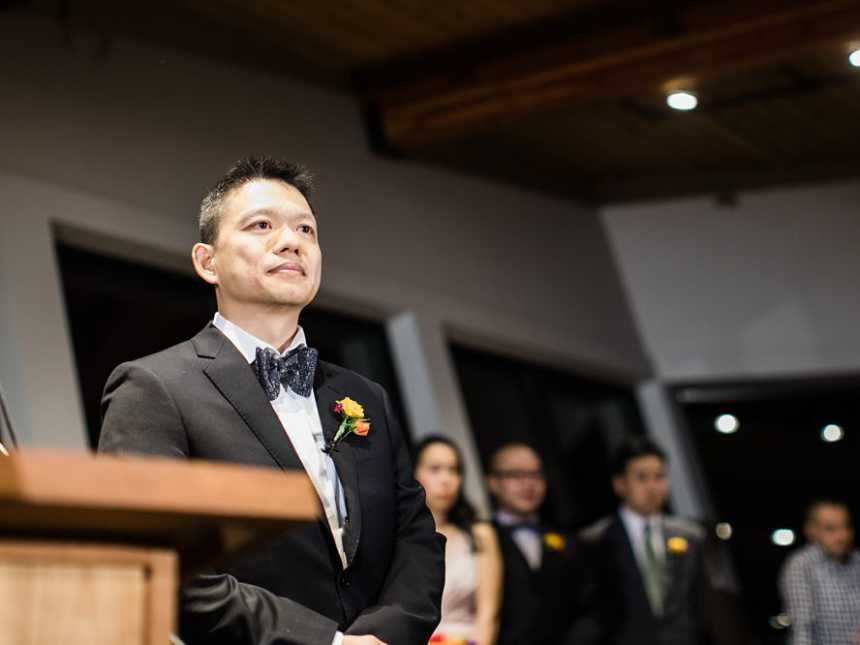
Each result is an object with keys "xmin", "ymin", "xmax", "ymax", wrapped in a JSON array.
[
  {"xmin": 772, "ymin": 529, "xmax": 795, "ymax": 547},
  {"xmin": 714, "ymin": 414, "xmax": 739, "ymax": 434},
  {"xmin": 850, "ymin": 49, "xmax": 860, "ymax": 68},
  {"xmin": 821, "ymin": 424, "xmax": 844, "ymax": 443},
  {"xmin": 715, "ymin": 522, "xmax": 733, "ymax": 540},
  {"xmin": 667, "ymin": 91, "xmax": 698, "ymax": 111}
]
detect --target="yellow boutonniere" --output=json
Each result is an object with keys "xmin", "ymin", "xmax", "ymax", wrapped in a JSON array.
[
  {"xmin": 325, "ymin": 397, "xmax": 371, "ymax": 452},
  {"xmin": 543, "ymin": 532, "xmax": 566, "ymax": 551},
  {"xmin": 667, "ymin": 536, "xmax": 689, "ymax": 554}
]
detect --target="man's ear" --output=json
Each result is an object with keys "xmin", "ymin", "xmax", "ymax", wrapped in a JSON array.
[
  {"xmin": 611, "ymin": 475, "xmax": 625, "ymax": 499},
  {"xmin": 192, "ymin": 243, "xmax": 219, "ymax": 286},
  {"xmin": 486, "ymin": 474, "xmax": 499, "ymax": 497}
]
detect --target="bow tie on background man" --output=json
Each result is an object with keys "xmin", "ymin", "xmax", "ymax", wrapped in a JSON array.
[
  {"xmin": 253, "ymin": 345, "xmax": 318, "ymax": 400},
  {"xmin": 507, "ymin": 521, "xmax": 541, "ymax": 534}
]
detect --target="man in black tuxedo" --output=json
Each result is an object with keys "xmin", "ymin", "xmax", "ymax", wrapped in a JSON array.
[
  {"xmin": 99, "ymin": 157, "xmax": 444, "ymax": 645},
  {"xmin": 486, "ymin": 443, "xmax": 588, "ymax": 645},
  {"xmin": 578, "ymin": 436, "xmax": 709, "ymax": 645}
]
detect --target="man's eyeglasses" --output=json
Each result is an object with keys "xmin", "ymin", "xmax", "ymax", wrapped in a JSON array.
[{"xmin": 492, "ymin": 469, "xmax": 545, "ymax": 482}]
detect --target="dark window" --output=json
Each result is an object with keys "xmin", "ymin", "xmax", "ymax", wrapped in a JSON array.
[
  {"xmin": 56, "ymin": 243, "xmax": 408, "ymax": 448},
  {"xmin": 675, "ymin": 378, "xmax": 860, "ymax": 644},
  {"xmin": 450, "ymin": 343, "xmax": 644, "ymax": 530}
]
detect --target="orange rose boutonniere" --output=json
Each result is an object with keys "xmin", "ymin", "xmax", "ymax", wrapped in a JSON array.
[
  {"xmin": 429, "ymin": 635, "xmax": 475, "ymax": 645},
  {"xmin": 667, "ymin": 536, "xmax": 689, "ymax": 555},
  {"xmin": 543, "ymin": 532, "xmax": 566, "ymax": 552},
  {"xmin": 325, "ymin": 397, "xmax": 371, "ymax": 452}
]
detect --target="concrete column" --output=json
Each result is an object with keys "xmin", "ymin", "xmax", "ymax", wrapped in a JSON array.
[
  {"xmin": 386, "ymin": 311, "xmax": 490, "ymax": 517},
  {"xmin": 636, "ymin": 380, "xmax": 713, "ymax": 520},
  {"xmin": 0, "ymin": 209, "xmax": 87, "ymax": 450}
]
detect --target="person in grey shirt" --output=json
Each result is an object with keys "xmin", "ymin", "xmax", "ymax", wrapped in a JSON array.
[{"xmin": 780, "ymin": 499, "xmax": 860, "ymax": 645}]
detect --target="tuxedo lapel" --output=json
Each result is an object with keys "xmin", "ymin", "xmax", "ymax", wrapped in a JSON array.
[
  {"xmin": 315, "ymin": 363, "xmax": 363, "ymax": 566},
  {"xmin": 194, "ymin": 325, "xmax": 303, "ymax": 470},
  {"xmin": 612, "ymin": 516, "xmax": 656, "ymax": 616},
  {"xmin": 662, "ymin": 534, "xmax": 690, "ymax": 617}
]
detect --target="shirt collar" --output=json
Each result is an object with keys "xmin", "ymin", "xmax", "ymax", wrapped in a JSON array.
[
  {"xmin": 620, "ymin": 505, "xmax": 662, "ymax": 534},
  {"xmin": 495, "ymin": 509, "xmax": 540, "ymax": 527},
  {"xmin": 213, "ymin": 312, "xmax": 307, "ymax": 365},
  {"xmin": 810, "ymin": 543, "xmax": 860, "ymax": 567}
]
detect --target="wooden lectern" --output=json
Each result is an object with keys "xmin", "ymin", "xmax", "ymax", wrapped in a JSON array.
[{"xmin": 0, "ymin": 451, "xmax": 318, "ymax": 645}]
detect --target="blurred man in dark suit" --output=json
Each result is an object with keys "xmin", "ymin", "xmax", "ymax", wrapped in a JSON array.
[
  {"xmin": 486, "ymin": 443, "xmax": 588, "ymax": 645},
  {"xmin": 578, "ymin": 436, "xmax": 710, "ymax": 645}
]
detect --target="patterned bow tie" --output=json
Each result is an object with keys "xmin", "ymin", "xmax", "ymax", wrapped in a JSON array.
[{"xmin": 253, "ymin": 345, "xmax": 318, "ymax": 400}]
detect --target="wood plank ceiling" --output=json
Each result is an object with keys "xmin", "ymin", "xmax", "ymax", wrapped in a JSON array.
[{"xmin": 51, "ymin": 0, "xmax": 860, "ymax": 203}]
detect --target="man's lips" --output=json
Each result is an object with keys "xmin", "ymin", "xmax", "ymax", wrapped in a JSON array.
[{"xmin": 267, "ymin": 262, "xmax": 305, "ymax": 276}]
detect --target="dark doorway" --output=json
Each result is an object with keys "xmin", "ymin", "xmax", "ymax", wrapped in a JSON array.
[
  {"xmin": 56, "ymin": 243, "xmax": 408, "ymax": 448},
  {"xmin": 675, "ymin": 377, "xmax": 860, "ymax": 644},
  {"xmin": 450, "ymin": 343, "xmax": 644, "ymax": 530}
]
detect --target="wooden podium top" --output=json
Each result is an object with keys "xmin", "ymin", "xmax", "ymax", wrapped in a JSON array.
[{"xmin": 0, "ymin": 451, "xmax": 319, "ymax": 573}]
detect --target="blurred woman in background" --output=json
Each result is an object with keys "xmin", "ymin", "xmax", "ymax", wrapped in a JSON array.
[{"xmin": 414, "ymin": 436, "xmax": 503, "ymax": 645}]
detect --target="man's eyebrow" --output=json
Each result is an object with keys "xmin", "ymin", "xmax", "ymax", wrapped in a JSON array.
[
  {"xmin": 237, "ymin": 208, "xmax": 316, "ymax": 227},
  {"xmin": 237, "ymin": 208, "xmax": 276, "ymax": 224}
]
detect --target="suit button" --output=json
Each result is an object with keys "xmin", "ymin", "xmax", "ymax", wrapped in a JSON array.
[{"xmin": 340, "ymin": 572, "xmax": 351, "ymax": 587}]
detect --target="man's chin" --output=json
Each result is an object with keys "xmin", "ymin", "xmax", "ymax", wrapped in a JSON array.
[{"xmin": 262, "ymin": 290, "xmax": 316, "ymax": 308}]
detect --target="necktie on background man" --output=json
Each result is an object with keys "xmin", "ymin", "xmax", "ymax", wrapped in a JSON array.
[{"xmin": 643, "ymin": 522, "xmax": 667, "ymax": 615}]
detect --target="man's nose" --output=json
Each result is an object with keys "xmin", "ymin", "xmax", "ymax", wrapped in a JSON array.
[{"xmin": 273, "ymin": 225, "xmax": 300, "ymax": 254}]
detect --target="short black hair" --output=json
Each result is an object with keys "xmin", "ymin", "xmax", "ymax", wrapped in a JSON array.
[
  {"xmin": 488, "ymin": 442, "xmax": 543, "ymax": 474},
  {"xmin": 198, "ymin": 156, "xmax": 314, "ymax": 244},
  {"xmin": 805, "ymin": 498, "xmax": 851, "ymax": 525},
  {"xmin": 611, "ymin": 435, "xmax": 667, "ymax": 476}
]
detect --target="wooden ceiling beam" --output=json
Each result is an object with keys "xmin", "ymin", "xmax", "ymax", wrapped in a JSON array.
[{"xmin": 370, "ymin": 0, "xmax": 860, "ymax": 151}]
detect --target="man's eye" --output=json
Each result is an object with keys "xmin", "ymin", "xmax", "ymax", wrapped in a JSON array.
[
  {"xmin": 251, "ymin": 221, "xmax": 271, "ymax": 230},
  {"xmin": 299, "ymin": 224, "xmax": 314, "ymax": 235}
]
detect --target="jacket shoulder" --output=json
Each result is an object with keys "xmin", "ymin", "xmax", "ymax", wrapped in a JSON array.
[
  {"xmin": 579, "ymin": 515, "xmax": 615, "ymax": 544},
  {"xmin": 664, "ymin": 515, "xmax": 706, "ymax": 540},
  {"xmin": 114, "ymin": 339, "xmax": 199, "ymax": 375}
]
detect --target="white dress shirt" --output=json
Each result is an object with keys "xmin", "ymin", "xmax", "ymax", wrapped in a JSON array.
[
  {"xmin": 495, "ymin": 510, "xmax": 543, "ymax": 570},
  {"xmin": 214, "ymin": 314, "xmax": 346, "ymax": 645},
  {"xmin": 619, "ymin": 505, "xmax": 666, "ymax": 573}
]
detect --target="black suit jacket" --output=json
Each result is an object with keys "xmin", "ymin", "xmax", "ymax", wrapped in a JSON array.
[
  {"xmin": 578, "ymin": 513, "xmax": 708, "ymax": 645},
  {"xmin": 98, "ymin": 324, "xmax": 445, "ymax": 645},
  {"xmin": 493, "ymin": 522, "xmax": 588, "ymax": 645}
]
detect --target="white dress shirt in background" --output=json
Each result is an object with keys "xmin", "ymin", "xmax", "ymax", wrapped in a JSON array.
[{"xmin": 619, "ymin": 505, "xmax": 666, "ymax": 572}]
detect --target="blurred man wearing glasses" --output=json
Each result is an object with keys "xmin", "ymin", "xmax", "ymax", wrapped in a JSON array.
[{"xmin": 486, "ymin": 443, "xmax": 587, "ymax": 645}]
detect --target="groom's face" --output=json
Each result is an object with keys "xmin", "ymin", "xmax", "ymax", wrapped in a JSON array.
[{"xmin": 196, "ymin": 179, "xmax": 322, "ymax": 311}]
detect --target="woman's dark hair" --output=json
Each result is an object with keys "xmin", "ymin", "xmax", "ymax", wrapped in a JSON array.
[{"xmin": 413, "ymin": 435, "xmax": 478, "ymax": 545}]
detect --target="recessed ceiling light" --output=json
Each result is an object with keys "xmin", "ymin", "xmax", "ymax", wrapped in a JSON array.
[
  {"xmin": 850, "ymin": 49, "xmax": 860, "ymax": 68},
  {"xmin": 821, "ymin": 424, "xmax": 844, "ymax": 442},
  {"xmin": 772, "ymin": 528, "xmax": 795, "ymax": 547},
  {"xmin": 714, "ymin": 414, "xmax": 739, "ymax": 434},
  {"xmin": 667, "ymin": 91, "xmax": 698, "ymax": 111},
  {"xmin": 715, "ymin": 522, "xmax": 733, "ymax": 540}
]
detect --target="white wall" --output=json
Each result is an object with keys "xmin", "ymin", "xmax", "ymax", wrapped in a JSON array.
[
  {"xmin": 602, "ymin": 181, "xmax": 860, "ymax": 381},
  {"xmin": 0, "ymin": 12, "xmax": 647, "ymax": 505}
]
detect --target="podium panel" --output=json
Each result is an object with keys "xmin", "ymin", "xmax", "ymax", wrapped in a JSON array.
[
  {"xmin": 0, "ymin": 541, "xmax": 175, "ymax": 645},
  {"xmin": 0, "ymin": 452, "xmax": 318, "ymax": 644}
]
